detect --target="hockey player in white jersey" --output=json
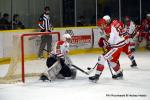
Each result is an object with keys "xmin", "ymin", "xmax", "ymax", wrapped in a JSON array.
[
  {"xmin": 119, "ymin": 21, "xmax": 137, "ymax": 67},
  {"xmin": 40, "ymin": 34, "xmax": 77, "ymax": 81},
  {"xmin": 124, "ymin": 16, "xmax": 136, "ymax": 51},
  {"xmin": 89, "ymin": 19, "xmax": 126, "ymax": 82}
]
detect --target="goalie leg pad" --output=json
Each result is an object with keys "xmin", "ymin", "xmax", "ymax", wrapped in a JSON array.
[
  {"xmin": 70, "ymin": 68, "xmax": 77, "ymax": 79},
  {"xmin": 47, "ymin": 61, "xmax": 62, "ymax": 80},
  {"xmin": 41, "ymin": 57, "xmax": 62, "ymax": 81},
  {"xmin": 59, "ymin": 59, "xmax": 72, "ymax": 77}
]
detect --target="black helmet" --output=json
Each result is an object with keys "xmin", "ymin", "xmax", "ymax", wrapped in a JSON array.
[{"xmin": 44, "ymin": 6, "xmax": 50, "ymax": 11}]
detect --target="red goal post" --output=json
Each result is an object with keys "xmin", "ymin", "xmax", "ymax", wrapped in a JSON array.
[{"xmin": 21, "ymin": 32, "xmax": 60, "ymax": 83}]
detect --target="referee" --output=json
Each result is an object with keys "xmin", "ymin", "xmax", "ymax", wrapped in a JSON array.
[{"xmin": 38, "ymin": 6, "xmax": 53, "ymax": 58}]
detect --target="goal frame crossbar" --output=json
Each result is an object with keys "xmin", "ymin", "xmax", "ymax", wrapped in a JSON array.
[{"xmin": 21, "ymin": 32, "xmax": 60, "ymax": 83}]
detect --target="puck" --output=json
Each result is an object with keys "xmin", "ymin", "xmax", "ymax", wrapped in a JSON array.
[{"xmin": 87, "ymin": 67, "xmax": 91, "ymax": 70}]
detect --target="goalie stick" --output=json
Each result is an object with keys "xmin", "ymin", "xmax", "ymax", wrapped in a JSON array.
[{"xmin": 71, "ymin": 65, "xmax": 89, "ymax": 75}]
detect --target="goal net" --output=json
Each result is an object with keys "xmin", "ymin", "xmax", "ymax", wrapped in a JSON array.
[{"xmin": 0, "ymin": 32, "xmax": 60, "ymax": 83}]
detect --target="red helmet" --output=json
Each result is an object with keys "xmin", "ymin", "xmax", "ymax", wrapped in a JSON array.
[
  {"xmin": 97, "ymin": 18, "xmax": 107, "ymax": 26},
  {"xmin": 119, "ymin": 21, "xmax": 124, "ymax": 29},
  {"xmin": 125, "ymin": 16, "xmax": 130, "ymax": 19},
  {"xmin": 125, "ymin": 16, "xmax": 130, "ymax": 22},
  {"xmin": 111, "ymin": 20, "xmax": 120, "ymax": 28}
]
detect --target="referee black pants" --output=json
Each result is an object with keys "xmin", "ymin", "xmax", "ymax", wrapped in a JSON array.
[{"xmin": 38, "ymin": 30, "xmax": 52, "ymax": 57}]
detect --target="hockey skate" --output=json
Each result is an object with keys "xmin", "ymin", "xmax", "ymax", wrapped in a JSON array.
[
  {"xmin": 89, "ymin": 74, "xmax": 100, "ymax": 83},
  {"xmin": 112, "ymin": 71, "xmax": 123, "ymax": 79},
  {"xmin": 130, "ymin": 60, "xmax": 137, "ymax": 68},
  {"xmin": 130, "ymin": 48, "xmax": 135, "ymax": 52},
  {"xmin": 39, "ymin": 74, "xmax": 51, "ymax": 82},
  {"xmin": 71, "ymin": 68, "xmax": 77, "ymax": 79}
]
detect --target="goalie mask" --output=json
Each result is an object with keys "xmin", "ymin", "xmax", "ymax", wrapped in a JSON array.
[{"xmin": 62, "ymin": 34, "xmax": 72, "ymax": 42}]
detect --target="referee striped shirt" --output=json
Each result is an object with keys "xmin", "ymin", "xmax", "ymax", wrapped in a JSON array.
[{"xmin": 38, "ymin": 14, "xmax": 52, "ymax": 31}]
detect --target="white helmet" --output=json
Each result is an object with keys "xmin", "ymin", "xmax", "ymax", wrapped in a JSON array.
[
  {"xmin": 147, "ymin": 14, "xmax": 150, "ymax": 17},
  {"xmin": 62, "ymin": 34, "xmax": 71, "ymax": 41},
  {"xmin": 103, "ymin": 15, "xmax": 111, "ymax": 23}
]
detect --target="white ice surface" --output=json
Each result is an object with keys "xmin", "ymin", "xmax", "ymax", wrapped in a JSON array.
[{"xmin": 0, "ymin": 51, "xmax": 150, "ymax": 100}]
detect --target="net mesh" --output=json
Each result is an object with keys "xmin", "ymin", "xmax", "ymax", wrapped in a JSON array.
[{"xmin": 0, "ymin": 32, "xmax": 60, "ymax": 83}]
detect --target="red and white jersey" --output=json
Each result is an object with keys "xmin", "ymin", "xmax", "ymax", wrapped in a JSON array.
[
  {"xmin": 119, "ymin": 29, "xmax": 130, "ymax": 44},
  {"xmin": 141, "ymin": 19, "xmax": 150, "ymax": 32},
  {"xmin": 108, "ymin": 26, "xmax": 126, "ymax": 48},
  {"xmin": 51, "ymin": 40, "xmax": 70, "ymax": 57},
  {"xmin": 125, "ymin": 21, "xmax": 136, "ymax": 34}
]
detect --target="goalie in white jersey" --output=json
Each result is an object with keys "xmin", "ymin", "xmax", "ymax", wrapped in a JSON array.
[{"xmin": 40, "ymin": 34, "xmax": 77, "ymax": 81}]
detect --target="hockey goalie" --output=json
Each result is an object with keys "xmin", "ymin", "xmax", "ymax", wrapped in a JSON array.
[{"xmin": 39, "ymin": 34, "xmax": 77, "ymax": 81}]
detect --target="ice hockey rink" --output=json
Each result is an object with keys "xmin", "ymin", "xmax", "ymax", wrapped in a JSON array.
[{"xmin": 0, "ymin": 51, "xmax": 150, "ymax": 100}]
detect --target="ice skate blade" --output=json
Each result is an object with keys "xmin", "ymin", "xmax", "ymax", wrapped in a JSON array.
[
  {"xmin": 39, "ymin": 76, "xmax": 51, "ymax": 82},
  {"xmin": 89, "ymin": 79, "xmax": 98, "ymax": 83},
  {"xmin": 39, "ymin": 79, "xmax": 51, "ymax": 82},
  {"xmin": 113, "ymin": 77, "xmax": 124, "ymax": 80},
  {"xmin": 131, "ymin": 66, "xmax": 138, "ymax": 69}
]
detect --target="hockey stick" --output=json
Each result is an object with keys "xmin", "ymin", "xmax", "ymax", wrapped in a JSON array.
[
  {"xmin": 86, "ymin": 47, "xmax": 108, "ymax": 73},
  {"xmin": 86, "ymin": 47, "xmax": 108, "ymax": 74},
  {"xmin": 102, "ymin": 47, "xmax": 114, "ymax": 77},
  {"xmin": 107, "ymin": 60, "xmax": 114, "ymax": 76},
  {"xmin": 86, "ymin": 63, "xmax": 98, "ymax": 74},
  {"xmin": 71, "ymin": 64, "xmax": 89, "ymax": 75}
]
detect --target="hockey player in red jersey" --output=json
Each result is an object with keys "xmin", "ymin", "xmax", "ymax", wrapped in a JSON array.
[
  {"xmin": 103, "ymin": 16, "xmax": 137, "ymax": 68},
  {"xmin": 139, "ymin": 14, "xmax": 150, "ymax": 50},
  {"xmin": 89, "ymin": 19, "xmax": 125, "ymax": 82},
  {"xmin": 141, "ymin": 14, "xmax": 150, "ymax": 33},
  {"xmin": 103, "ymin": 15, "xmax": 111, "ymax": 25},
  {"xmin": 40, "ymin": 34, "xmax": 77, "ymax": 81}
]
